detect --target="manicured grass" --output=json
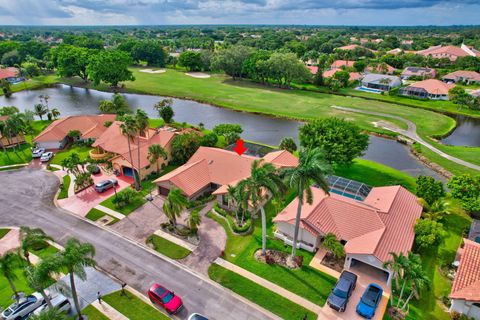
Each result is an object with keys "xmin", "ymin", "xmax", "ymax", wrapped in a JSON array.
[
  {"xmin": 0, "ymin": 229, "xmax": 10, "ymax": 239},
  {"xmin": 103, "ymin": 290, "xmax": 170, "ymax": 320},
  {"xmin": 406, "ymin": 212, "xmax": 472, "ymax": 320},
  {"xmin": 209, "ymin": 264, "xmax": 317, "ymax": 320},
  {"xmin": 0, "ymin": 267, "xmax": 32, "ymax": 309},
  {"xmin": 335, "ymin": 159, "xmax": 417, "ymax": 192},
  {"xmin": 7, "ymin": 74, "xmax": 59, "ymax": 94},
  {"xmin": 29, "ymin": 244, "xmax": 60, "ymax": 260},
  {"xmin": 100, "ymin": 187, "xmax": 146, "ymax": 215},
  {"xmin": 85, "ymin": 208, "xmax": 107, "ymax": 221},
  {"xmin": 208, "ymin": 200, "xmax": 337, "ymax": 307},
  {"xmin": 58, "ymin": 174, "xmax": 71, "ymax": 200},
  {"xmin": 50, "ymin": 144, "xmax": 92, "ymax": 166},
  {"xmin": 146, "ymin": 234, "xmax": 191, "ymax": 259},
  {"xmin": 81, "ymin": 305, "xmax": 110, "ymax": 320}
]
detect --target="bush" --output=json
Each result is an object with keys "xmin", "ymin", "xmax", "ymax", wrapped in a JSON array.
[
  {"xmin": 112, "ymin": 188, "xmax": 138, "ymax": 209},
  {"xmin": 75, "ymin": 172, "xmax": 93, "ymax": 189},
  {"xmin": 416, "ymin": 175, "xmax": 445, "ymax": 205},
  {"xmin": 187, "ymin": 194, "xmax": 215, "ymax": 209},
  {"xmin": 414, "ymin": 218, "xmax": 446, "ymax": 249}
]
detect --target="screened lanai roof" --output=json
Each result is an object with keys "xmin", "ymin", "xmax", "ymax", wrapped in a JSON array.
[{"xmin": 326, "ymin": 175, "xmax": 372, "ymax": 200}]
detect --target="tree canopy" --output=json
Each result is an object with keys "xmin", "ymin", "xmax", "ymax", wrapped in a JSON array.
[{"xmin": 86, "ymin": 50, "xmax": 135, "ymax": 86}]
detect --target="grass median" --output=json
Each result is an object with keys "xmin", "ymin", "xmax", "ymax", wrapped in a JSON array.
[
  {"xmin": 58, "ymin": 174, "xmax": 71, "ymax": 200},
  {"xmin": 146, "ymin": 234, "xmax": 191, "ymax": 260},
  {"xmin": 103, "ymin": 290, "xmax": 170, "ymax": 320}
]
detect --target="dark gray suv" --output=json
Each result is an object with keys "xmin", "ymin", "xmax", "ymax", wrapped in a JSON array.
[
  {"xmin": 327, "ymin": 270, "xmax": 358, "ymax": 312},
  {"xmin": 94, "ymin": 179, "xmax": 118, "ymax": 193}
]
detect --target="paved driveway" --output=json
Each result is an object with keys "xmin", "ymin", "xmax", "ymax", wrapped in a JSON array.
[
  {"xmin": 57, "ymin": 172, "xmax": 133, "ymax": 216},
  {"xmin": 0, "ymin": 168, "xmax": 275, "ymax": 320},
  {"xmin": 320, "ymin": 263, "xmax": 390, "ymax": 320}
]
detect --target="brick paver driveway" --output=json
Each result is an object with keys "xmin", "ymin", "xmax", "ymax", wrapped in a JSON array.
[{"xmin": 57, "ymin": 172, "xmax": 133, "ymax": 216}]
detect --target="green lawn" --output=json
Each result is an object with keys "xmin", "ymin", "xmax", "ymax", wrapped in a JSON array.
[
  {"xmin": 209, "ymin": 264, "xmax": 317, "ymax": 320},
  {"xmin": 0, "ymin": 229, "xmax": 10, "ymax": 239},
  {"xmin": 29, "ymin": 244, "xmax": 60, "ymax": 260},
  {"xmin": 208, "ymin": 200, "xmax": 337, "ymax": 307},
  {"xmin": 146, "ymin": 234, "xmax": 191, "ymax": 260},
  {"xmin": 335, "ymin": 158, "xmax": 417, "ymax": 192},
  {"xmin": 99, "ymin": 187, "xmax": 146, "ymax": 215},
  {"xmin": 85, "ymin": 208, "xmax": 107, "ymax": 221},
  {"xmin": 50, "ymin": 144, "xmax": 92, "ymax": 166},
  {"xmin": 0, "ymin": 268, "xmax": 32, "ymax": 309},
  {"xmin": 81, "ymin": 305, "xmax": 110, "ymax": 320},
  {"xmin": 58, "ymin": 174, "xmax": 71, "ymax": 200},
  {"xmin": 103, "ymin": 290, "xmax": 170, "ymax": 320},
  {"xmin": 7, "ymin": 75, "xmax": 59, "ymax": 95}
]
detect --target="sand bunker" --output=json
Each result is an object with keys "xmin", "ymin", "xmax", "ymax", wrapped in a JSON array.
[
  {"xmin": 185, "ymin": 72, "xmax": 211, "ymax": 79},
  {"xmin": 139, "ymin": 69, "xmax": 166, "ymax": 74}
]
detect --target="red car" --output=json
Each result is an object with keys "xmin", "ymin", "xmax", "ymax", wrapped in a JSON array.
[{"xmin": 147, "ymin": 284, "xmax": 183, "ymax": 314}]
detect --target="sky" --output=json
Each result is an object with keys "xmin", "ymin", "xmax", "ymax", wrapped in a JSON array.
[{"xmin": 0, "ymin": 0, "xmax": 479, "ymax": 26}]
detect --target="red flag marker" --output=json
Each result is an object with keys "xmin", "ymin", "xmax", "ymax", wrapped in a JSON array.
[{"xmin": 233, "ymin": 139, "xmax": 247, "ymax": 156}]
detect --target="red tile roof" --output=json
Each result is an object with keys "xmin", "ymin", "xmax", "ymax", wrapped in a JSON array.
[
  {"xmin": 274, "ymin": 185, "xmax": 422, "ymax": 262},
  {"xmin": 34, "ymin": 114, "xmax": 116, "ymax": 143},
  {"xmin": 443, "ymin": 70, "xmax": 480, "ymax": 82},
  {"xmin": 406, "ymin": 79, "xmax": 455, "ymax": 95},
  {"xmin": 307, "ymin": 66, "xmax": 318, "ymax": 75},
  {"xmin": 450, "ymin": 239, "xmax": 480, "ymax": 301},
  {"xmin": 322, "ymin": 68, "xmax": 362, "ymax": 81},
  {"xmin": 366, "ymin": 64, "xmax": 396, "ymax": 74},
  {"xmin": 0, "ymin": 67, "xmax": 19, "ymax": 80},
  {"xmin": 155, "ymin": 147, "xmax": 298, "ymax": 197},
  {"xmin": 416, "ymin": 45, "xmax": 478, "ymax": 61},
  {"xmin": 330, "ymin": 60, "xmax": 355, "ymax": 68}
]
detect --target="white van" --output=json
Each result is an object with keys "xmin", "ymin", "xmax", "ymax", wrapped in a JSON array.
[{"xmin": 33, "ymin": 293, "xmax": 71, "ymax": 316}]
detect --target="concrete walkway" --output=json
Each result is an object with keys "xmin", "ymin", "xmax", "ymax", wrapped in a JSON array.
[
  {"xmin": 95, "ymin": 204, "xmax": 126, "ymax": 220},
  {"xmin": 332, "ymin": 106, "xmax": 480, "ymax": 171},
  {"xmin": 215, "ymin": 258, "xmax": 323, "ymax": 314},
  {"xmin": 0, "ymin": 229, "xmax": 20, "ymax": 255}
]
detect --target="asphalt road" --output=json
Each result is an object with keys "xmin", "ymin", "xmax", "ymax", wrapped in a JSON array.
[{"xmin": 0, "ymin": 168, "xmax": 276, "ymax": 320}]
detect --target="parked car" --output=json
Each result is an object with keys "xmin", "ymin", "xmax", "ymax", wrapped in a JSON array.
[
  {"xmin": 94, "ymin": 179, "xmax": 118, "ymax": 193},
  {"xmin": 40, "ymin": 152, "xmax": 54, "ymax": 162},
  {"xmin": 32, "ymin": 148, "xmax": 46, "ymax": 158},
  {"xmin": 327, "ymin": 270, "xmax": 358, "ymax": 312},
  {"xmin": 1, "ymin": 292, "xmax": 46, "ymax": 320},
  {"xmin": 188, "ymin": 314, "xmax": 208, "ymax": 320},
  {"xmin": 356, "ymin": 284, "xmax": 383, "ymax": 319},
  {"xmin": 147, "ymin": 284, "xmax": 183, "ymax": 314},
  {"xmin": 33, "ymin": 293, "xmax": 71, "ymax": 316}
]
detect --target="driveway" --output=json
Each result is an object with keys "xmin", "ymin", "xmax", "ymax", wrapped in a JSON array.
[
  {"xmin": 57, "ymin": 172, "xmax": 133, "ymax": 216},
  {"xmin": 0, "ymin": 168, "xmax": 275, "ymax": 320},
  {"xmin": 320, "ymin": 263, "xmax": 390, "ymax": 320}
]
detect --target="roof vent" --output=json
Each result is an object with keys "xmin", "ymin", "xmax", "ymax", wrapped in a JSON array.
[{"xmin": 208, "ymin": 160, "xmax": 214, "ymax": 165}]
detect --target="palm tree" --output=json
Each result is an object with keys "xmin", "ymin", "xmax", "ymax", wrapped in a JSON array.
[
  {"xmin": 419, "ymin": 198, "xmax": 460, "ymax": 221},
  {"xmin": 401, "ymin": 262, "xmax": 430, "ymax": 310},
  {"xmin": 120, "ymin": 115, "xmax": 140, "ymax": 190},
  {"xmin": 50, "ymin": 108, "xmax": 61, "ymax": 120},
  {"xmin": 0, "ymin": 251, "xmax": 21, "ymax": 302},
  {"xmin": 34, "ymin": 103, "xmax": 48, "ymax": 120},
  {"xmin": 282, "ymin": 148, "xmax": 331, "ymax": 259},
  {"xmin": 162, "ymin": 188, "xmax": 188, "ymax": 228},
  {"xmin": 135, "ymin": 109, "xmax": 149, "ymax": 189},
  {"xmin": 57, "ymin": 238, "xmax": 96, "ymax": 320},
  {"xmin": 226, "ymin": 181, "xmax": 250, "ymax": 225},
  {"xmin": 321, "ymin": 233, "xmax": 345, "ymax": 259},
  {"xmin": 25, "ymin": 261, "xmax": 55, "ymax": 308},
  {"xmin": 186, "ymin": 209, "xmax": 201, "ymax": 235},
  {"xmin": 148, "ymin": 144, "xmax": 168, "ymax": 173},
  {"xmin": 29, "ymin": 307, "xmax": 67, "ymax": 320},
  {"xmin": 19, "ymin": 226, "xmax": 53, "ymax": 265},
  {"xmin": 245, "ymin": 160, "xmax": 285, "ymax": 255},
  {"xmin": 383, "ymin": 252, "xmax": 409, "ymax": 304}
]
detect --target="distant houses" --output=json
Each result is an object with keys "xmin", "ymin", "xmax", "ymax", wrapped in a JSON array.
[
  {"xmin": 401, "ymin": 67, "xmax": 436, "ymax": 80},
  {"xmin": 443, "ymin": 70, "xmax": 480, "ymax": 85},
  {"xmin": 415, "ymin": 44, "xmax": 480, "ymax": 61},
  {"xmin": 0, "ymin": 67, "xmax": 21, "ymax": 83},
  {"xmin": 361, "ymin": 74, "xmax": 402, "ymax": 92},
  {"xmin": 400, "ymin": 79, "xmax": 455, "ymax": 100}
]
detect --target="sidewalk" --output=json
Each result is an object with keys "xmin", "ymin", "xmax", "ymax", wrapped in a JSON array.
[
  {"xmin": 92, "ymin": 300, "xmax": 128, "ymax": 320},
  {"xmin": 154, "ymin": 229, "xmax": 197, "ymax": 251},
  {"xmin": 95, "ymin": 204, "xmax": 126, "ymax": 220},
  {"xmin": 215, "ymin": 257, "xmax": 323, "ymax": 314}
]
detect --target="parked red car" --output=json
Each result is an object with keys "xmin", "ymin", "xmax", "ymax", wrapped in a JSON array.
[{"xmin": 147, "ymin": 284, "xmax": 183, "ymax": 314}]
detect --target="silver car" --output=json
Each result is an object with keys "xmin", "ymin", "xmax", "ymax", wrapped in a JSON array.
[
  {"xmin": 40, "ymin": 152, "xmax": 54, "ymax": 162},
  {"xmin": 94, "ymin": 178, "xmax": 118, "ymax": 193},
  {"xmin": 1, "ymin": 292, "xmax": 46, "ymax": 320},
  {"xmin": 33, "ymin": 293, "xmax": 71, "ymax": 316},
  {"xmin": 32, "ymin": 148, "xmax": 46, "ymax": 158}
]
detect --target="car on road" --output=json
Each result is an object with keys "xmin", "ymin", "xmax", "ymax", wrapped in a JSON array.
[
  {"xmin": 188, "ymin": 314, "xmax": 208, "ymax": 320},
  {"xmin": 147, "ymin": 284, "xmax": 183, "ymax": 314},
  {"xmin": 32, "ymin": 148, "xmax": 46, "ymax": 158},
  {"xmin": 40, "ymin": 152, "xmax": 54, "ymax": 162},
  {"xmin": 33, "ymin": 293, "xmax": 71, "ymax": 316},
  {"xmin": 1, "ymin": 292, "xmax": 46, "ymax": 320},
  {"xmin": 94, "ymin": 178, "xmax": 118, "ymax": 193},
  {"xmin": 327, "ymin": 270, "xmax": 358, "ymax": 312},
  {"xmin": 356, "ymin": 283, "xmax": 383, "ymax": 319}
]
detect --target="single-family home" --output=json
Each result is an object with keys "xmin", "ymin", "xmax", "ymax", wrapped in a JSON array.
[
  {"xmin": 336, "ymin": 44, "xmax": 375, "ymax": 53},
  {"xmin": 401, "ymin": 67, "xmax": 436, "ymax": 80},
  {"xmin": 154, "ymin": 147, "xmax": 298, "ymax": 203},
  {"xmin": 415, "ymin": 44, "xmax": 480, "ymax": 62},
  {"xmin": 322, "ymin": 69, "xmax": 362, "ymax": 82},
  {"xmin": 443, "ymin": 70, "xmax": 480, "ymax": 85},
  {"xmin": 330, "ymin": 60, "xmax": 356, "ymax": 69},
  {"xmin": 0, "ymin": 67, "xmax": 21, "ymax": 83},
  {"xmin": 361, "ymin": 73, "xmax": 402, "ymax": 91},
  {"xmin": 91, "ymin": 121, "xmax": 179, "ymax": 180},
  {"xmin": 34, "ymin": 114, "xmax": 116, "ymax": 149},
  {"xmin": 306, "ymin": 66, "xmax": 318, "ymax": 75},
  {"xmin": 400, "ymin": 79, "xmax": 455, "ymax": 100},
  {"xmin": 449, "ymin": 239, "xmax": 480, "ymax": 319},
  {"xmin": 0, "ymin": 115, "xmax": 26, "ymax": 148},
  {"xmin": 273, "ymin": 185, "xmax": 422, "ymax": 285},
  {"xmin": 366, "ymin": 64, "xmax": 396, "ymax": 75}
]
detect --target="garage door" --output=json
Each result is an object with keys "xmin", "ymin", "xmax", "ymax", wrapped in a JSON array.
[
  {"xmin": 350, "ymin": 259, "xmax": 390, "ymax": 283},
  {"xmin": 159, "ymin": 187, "xmax": 170, "ymax": 196},
  {"xmin": 122, "ymin": 166, "xmax": 134, "ymax": 177}
]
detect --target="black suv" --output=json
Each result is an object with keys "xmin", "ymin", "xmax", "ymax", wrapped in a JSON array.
[{"xmin": 327, "ymin": 270, "xmax": 358, "ymax": 312}]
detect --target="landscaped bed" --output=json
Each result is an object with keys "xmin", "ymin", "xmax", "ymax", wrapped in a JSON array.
[
  {"xmin": 146, "ymin": 234, "xmax": 191, "ymax": 260},
  {"xmin": 208, "ymin": 263, "xmax": 317, "ymax": 320},
  {"xmin": 85, "ymin": 208, "xmax": 119, "ymax": 225},
  {"xmin": 103, "ymin": 290, "xmax": 170, "ymax": 320},
  {"xmin": 57, "ymin": 174, "xmax": 71, "ymax": 200}
]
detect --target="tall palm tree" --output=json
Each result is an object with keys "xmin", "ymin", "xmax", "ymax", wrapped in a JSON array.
[
  {"xmin": 401, "ymin": 263, "xmax": 430, "ymax": 310},
  {"xmin": 50, "ymin": 108, "xmax": 61, "ymax": 120},
  {"xmin": 186, "ymin": 209, "xmax": 201, "ymax": 235},
  {"xmin": 245, "ymin": 160, "xmax": 285, "ymax": 255},
  {"xmin": 57, "ymin": 238, "xmax": 96, "ymax": 320},
  {"xmin": 25, "ymin": 261, "xmax": 55, "ymax": 308},
  {"xmin": 0, "ymin": 251, "xmax": 21, "ymax": 302},
  {"xmin": 227, "ymin": 181, "xmax": 250, "ymax": 225},
  {"xmin": 148, "ymin": 144, "xmax": 168, "ymax": 173},
  {"xmin": 135, "ymin": 109, "xmax": 149, "ymax": 189},
  {"xmin": 120, "ymin": 115, "xmax": 140, "ymax": 190},
  {"xmin": 282, "ymin": 148, "xmax": 331, "ymax": 259},
  {"xmin": 383, "ymin": 252, "xmax": 409, "ymax": 304},
  {"xmin": 29, "ymin": 307, "xmax": 67, "ymax": 320},
  {"xmin": 33, "ymin": 103, "xmax": 48, "ymax": 120},
  {"xmin": 19, "ymin": 226, "xmax": 53, "ymax": 265},
  {"xmin": 162, "ymin": 188, "xmax": 188, "ymax": 228}
]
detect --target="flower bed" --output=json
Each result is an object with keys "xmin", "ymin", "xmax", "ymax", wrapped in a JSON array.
[
  {"xmin": 213, "ymin": 203, "xmax": 252, "ymax": 234},
  {"xmin": 254, "ymin": 249, "xmax": 303, "ymax": 269},
  {"xmin": 320, "ymin": 252, "xmax": 345, "ymax": 272}
]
